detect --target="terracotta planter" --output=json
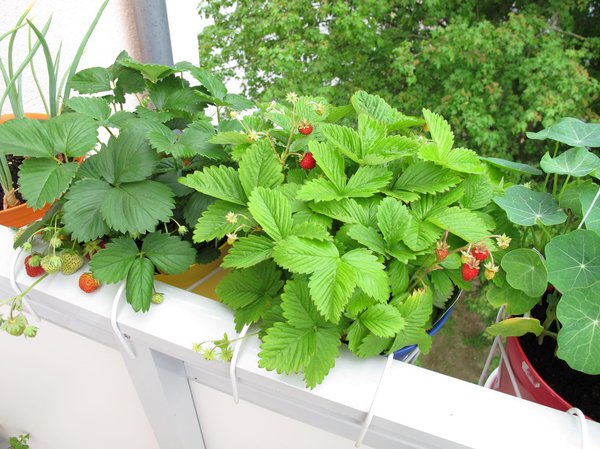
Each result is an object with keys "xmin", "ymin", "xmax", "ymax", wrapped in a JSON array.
[
  {"xmin": 0, "ymin": 113, "xmax": 50, "ymax": 228},
  {"xmin": 493, "ymin": 336, "xmax": 581, "ymax": 414}
]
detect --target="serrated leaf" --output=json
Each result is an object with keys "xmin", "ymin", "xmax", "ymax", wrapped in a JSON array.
[
  {"xmin": 216, "ymin": 262, "xmax": 283, "ymax": 331},
  {"xmin": 280, "ymin": 277, "xmax": 323, "ymax": 327},
  {"xmin": 193, "ymin": 201, "xmax": 249, "ymax": 243},
  {"xmin": 309, "ymin": 198, "xmax": 365, "ymax": 224},
  {"xmin": 141, "ymin": 232, "xmax": 196, "ymax": 274},
  {"xmin": 393, "ymin": 161, "xmax": 461, "ymax": 194},
  {"xmin": 342, "ymin": 248, "xmax": 389, "ymax": 302},
  {"xmin": 556, "ymin": 287, "xmax": 600, "ymax": 374},
  {"xmin": 377, "ymin": 197, "xmax": 409, "ymax": 246},
  {"xmin": 309, "ymin": 260, "xmax": 356, "ymax": 322},
  {"xmin": 493, "ymin": 185, "xmax": 567, "ymax": 226},
  {"xmin": 429, "ymin": 270, "xmax": 455, "ymax": 307},
  {"xmin": 403, "ymin": 216, "xmax": 442, "ymax": 251},
  {"xmin": 319, "ymin": 123, "xmax": 362, "ymax": 163},
  {"xmin": 427, "ymin": 207, "xmax": 491, "ymax": 242},
  {"xmin": 302, "ymin": 327, "xmax": 342, "ymax": 388},
  {"xmin": 487, "ymin": 318, "xmax": 543, "ymax": 337},
  {"xmin": 222, "ymin": 235, "xmax": 274, "ymax": 268},
  {"xmin": 126, "ymin": 257, "xmax": 155, "ymax": 312},
  {"xmin": 259, "ymin": 323, "xmax": 316, "ymax": 373},
  {"xmin": 346, "ymin": 224, "xmax": 387, "ymax": 255},
  {"xmin": 501, "ymin": 249, "xmax": 548, "ymax": 297},
  {"xmin": 189, "ymin": 67, "xmax": 227, "ymax": 100},
  {"xmin": 66, "ymin": 97, "xmax": 111, "ymax": 123},
  {"xmin": 389, "ymin": 289, "xmax": 434, "ymax": 354},
  {"xmin": 351, "ymin": 91, "xmax": 403, "ymax": 124},
  {"xmin": 291, "ymin": 220, "xmax": 331, "ymax": 240},
  {"xmin": 540, "ymin": 147, "xmax": 600, "ymax": 177},
  {"xmin": 90, "ymin": 237, "xmax": 139, "ymax": 283},
  {"xmin": 71, "ymin": 67, "xmax": 112, "ymax": 93},
  {"xmin": 347, "ymin": 290, "xmax": 377, "ymax": 317},
  {"xmin": 296, "ymin": 178, "xmax": 343, "ymax": 202},
  {"xmin": 388, "ymin": 259, "xmax": 409, "ymax": 296},
  {"xmin": 356, "ymin": 333, "xmax": 393, "ymax": 357},
  {"xmin": 527, "ymin": 117, "xmax": 600, "ymax": 147},
  {"xmin": 363, "ymin": 135, "xmax": 419, "ymax": 164},
  {"xmin": 96, "ymin": 130, "xmax": 159, "ymax": 184},
  {"xmin": 360, "ymin": 304, "xmax": 404, "ymax": 338},
  {"xmin": 118, "ymin": 57, "xmax": 173, "ymax": 83},
  {"xmin": 48, "ymin": 113, "xmax": 98, "ymax": 158},
  {"xmin": 223, "ymin": 93, "xmax": 254, "ymax": 110},
  {"xmin": 308, "ymin": 141, "xmax": 346, "ymax": 190},
  {"xmin": 358, "ymin": 113, "xmax": 387, "ymax": 150},
  {"xmin": 180, "ymin": 165, "xmax": 247, "ymax": 205},
  {"xmin": 208, "ymin": 131, "xmax": 251, "ymax": 145},
  {"xmin": 460, "ymin": 174, "xmax": 493, "ymax": 210},
  {"xmin": 183, "ymin": 192, "xmax": 214, "ymax": 229},
  {"xmin": 178, "ymin": 121, "xmax": 226, "ymax": 160},
  {"xmin": 480, "ymin": 157, "xmax": 542, "ymax": 176},
  {"xmin": 239, "ymin": 140, "xmax": 284, "ymax": 196},
  {"xmin": 62, "ymin": 178, "xmax": 111, "ymax": 242},
  {"xmin": 19, "ymin": 159, "xmax": 78, "ymax": 209},
  {"xmin": 422, "ymin": 108, "xmax": 454, "ymax": 154},
  {"xmin": 248, "ymin": 187, "xmax": 292, "ymax": 241},
  {"xmin": 344, "ymin": 166, "xmax": 392, "ymax": 197},
  {"xmin": 0, "ymin": 117, "xmax": 52, "ymax": 157},
  {"xmin": 273, "ymin": 236, "xmax": 339, "ymax": 274},
  {"xmin": 101, "ymin": 180, "xmax": 175, "ymax": 234},
  {"xmin": 545, "ymin": 229, "xmax": 600, "ymax": 292}
]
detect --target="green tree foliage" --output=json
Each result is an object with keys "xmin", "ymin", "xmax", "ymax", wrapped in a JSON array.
[{"xmin": 198, "ymin": 1, "xmax": 600, "ymax": 160}]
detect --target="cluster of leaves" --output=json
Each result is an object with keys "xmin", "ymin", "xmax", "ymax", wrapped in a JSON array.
[
  {"xmin": 5, "ymin": 434, "xmax": 29, "ymax": 449},
  {"xmin": 486, "ymin": 118, "xmax": 600, "ymax": 375},
  {"xmin": 183, "ymin": 91, "xmax": 504, "ymax": 387},
  {"xmin": 198, "ymin": 0, "xmax": 599, "ymax": 161},
  {"xmin": 1, "ymin": 53, "xmax": 255, "ymax": 312}
]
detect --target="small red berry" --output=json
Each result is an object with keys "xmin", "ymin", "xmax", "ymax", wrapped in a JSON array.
[
  {"xmin": 461, "ymin": 261, "xmax": 480, "ymax": 281},
  {"xmin": 546, "ymin": 284, "xmax": 555, "ymax": 293},
  {"xmin": 435, "ymin": 241, "xmax": 449, "ymax": 261},
  {"xmin": 300, "ymin": 152, "xmax": 316, "ymax": 169},
  {"xmin": 298, "ymin": 121, "xmax": 313, "ymax": 136},
  {"xmin": 79, "ymin": 272, "xmax": 100, "ymax": 293},
  {"xmin": 24, "ymin": 255, "xmax": 46, "ymax": 277},
  {"xmin": 471, "ymin": 244, "xmax": 489, "ymax": 261}
]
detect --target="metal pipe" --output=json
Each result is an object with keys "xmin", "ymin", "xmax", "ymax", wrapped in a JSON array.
[{"xmin": 128, "ymin": 0, "xmax": 174, "ymax": 65}]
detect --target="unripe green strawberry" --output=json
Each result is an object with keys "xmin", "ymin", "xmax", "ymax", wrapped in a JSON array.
[
  {"xmin": 40, "ymin": 255, "xmax": 62, "ymax": 274},
  {"xmin": 24, "ymin": 325, "xmax": 38, "ymax": 338},
  {"xmin": 5, "ymin": 315, "xmax": 27, "ymax": 337},
  {"xmin": 60, "ymin": 250, "xmax": 84, "ymax": 275},
  {"xmin": 152, "ymin": 292, "xmax": 164, "ymax": 304}
]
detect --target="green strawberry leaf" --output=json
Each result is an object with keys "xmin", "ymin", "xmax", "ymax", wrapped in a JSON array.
[
  {"xmin": 183, "ymin": 192, "xmax": 214, "ymax": 229},
  {"xmin": 545, "ymin": 229, "xmax": 600, "ymax": 292},
  {"xmin": 90, "ymin": 237, "xmax": 139, "ymax": 283},
  {"xmin": 527, "ymin": 117, "xmax": 600, "ymax": 148},
  {"xmin": 0, "ymin": 118, "xmax": 53, "ymax": 157},
  {"xmin": 342, "ymin": 248, "xmax": 389, "ymax": 302},
  {"xmin": 48, "ymin": 113, "xmax": 98, "ymax": 158},
  {"xmin": 248, "ymin": 187, "xmax": 293, "ymax": 241},
  {"xmin": 126, "ymin": 257, "xmax": 155, "ymax": 312},
  {"xmin": 427, "ymin": 206, "xmax": 491, "ymax": 242},
  {"xmin": 389, "ymin": 289, "xmax": 434, "ymax": 353},
  {"xmin": 403, "ymin": 216, "xmax": 442, "ymax": 251},
  {"xmin": 319, "ymin": 123, "xmax": 362, "ymax": 163},
  {"xmin": 222, "ymin": 235, "xmax": 275, "ymax": 268},
  {"xmin": 376, "ymin": 197, "xmax": 409, "ymax": 247},
  {"xmin": 422, "ymin": 108, "xmax": 454, "ymax": 154},
  {"xmin": 142, "ymin": 232, "xmax": 196, "ymax": 275},
  {"xmin": 393, "ymin": 161, "xmax": 461, "ymax": 194},
  {"xmin": 540, "ymin": 147, "xmax": 600, "ymax": 177},
  {"xmin": 351, "ymin": 90, "xmax": 403, "ymax": 124},
  {"xmin": 500, "ymin": 249, "xmax": 548, "ymax": 297},
  {"xmin": 359, "ymin": 304, "xmax": 405, "ymax": 338},
  {"xmin": 71, "ymin": 67, "xmax": 112, "ymax": 94},
  {"xmin": 460, "ymin": 174, "xmax": 494, "ymax": 210},
  {"xmin": 259, "ymin": 323, "xmax": 317, "ymax": 373},
  {"xmin": 493, "ymin": 185, "xmax": 567, "ymax": 226},
  {"xmin": 18, "ymin": 159, "xmax": 78, "ymax": 210},
  {"xmin": 180, "ymin": 165, "xmax": 247, "ymax": 205},
  {"xmin": 308, "ymin": 141, "xmax": 346, "ymax": 190},
  {"xmin": 308, "ymin": 260, "xmax": 356, "ymax": 322},
  {"xmin": 62, "ymin": 178, "xmax": 112, "ymax": 242},
  {"xmin": 193, "ymin": 200, "xmax": 249, "ymax": 243},
  {"xmin": 239, "ymin": 140, "xmax": 284, "ymax": 197},
  {"xmin": 101, "ymin": 180, "xmax": 175, "ymax": 235},
  {"xmin": 65, "ymin": 97, "xmax": 111, "ymax": 123},
  {"xmin": 302, "ymin": 326, "xmax": 343, "ymax": 388},
  {"xmin": 273, "ymin": 236, "xmax": 339, "ymax": 274},
  {"xmin": 556, "ymin": 287, "xmax": 600, "ymax": 375},
  {"xmin": 118, "ymin": 57, "xmax": 173, "ymax": 83},
  {"xmin": 420, "ymin": 144, "xmax": 483, "ymax": 174},
  {"xmin": 487, "ymin": 317, "xmax": 543, "ymax": 337},
  {"xmin": 208, "ymin": 131, "xmax": 252, "ymax": 145},
  {"xmin": 346, "ymin": 224, "xmax": 387, "ymax": 255},
  {"xmin": 189, "ymin": 67, "xmax": 227, "ymax": 100},
  {"xmin": 296, "ymin": 178, "xmax": 343, "ymax": 202},
  {"xmin": 343, "ymin": 166, "xmax": 393, "ymax": 197}
]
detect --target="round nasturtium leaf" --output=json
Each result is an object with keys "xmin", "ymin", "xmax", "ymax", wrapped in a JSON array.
[
  {"xmin": 493, "ymin": 185, "xmax": 567, "ymax": 227},
  {"xmin": 540, "ymin": 147, "xmax": 600, "ymax": 178},
  {"xmin": 526, "ymin": 117, "xmax": 600, "ymax": 148},
  {"xmin": 556, "ymin": 287, "xmax": 600, "ymax": 375},
  {"xmin": 545, "ymin": 229, "xmax": 600, "ymax": 293},
  {"xmin": 486, "ymin": 284, "xmax": 540, "ymax": 315},
  {"xmin": 501, "ymin": 248, "xmax": 548, "ymax": 298}
]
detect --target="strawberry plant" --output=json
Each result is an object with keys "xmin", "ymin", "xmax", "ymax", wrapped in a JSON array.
[
  {"xmin": 183, "ymin": 91, "xmax": 505, "ymax": 387},
  {"xmin": 1, "ymin": 55, "xmax": 255, "ymax": 335},
  {"xmin": 485, "ymin": 117, "xmax": 600, "ymax": 375}
]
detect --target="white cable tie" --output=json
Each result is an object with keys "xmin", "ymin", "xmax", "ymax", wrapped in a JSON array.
[
  {"xmin": 10, "ymin": 248, "xmax": 41, "ymax": 322},
  {"xmin": 479, "ymin": 336, "xmax": 500, "ymax": 386},
  {"xmin": 497, "ymin": 338, "xmax": 522, "ymax": 399},
  {"xmin": 111, "ymin": 282, "xmax": 136, "ymax": 359},
  {"xmin": 578, "ymin": 187, "xmax": 600, "ymax": 230},
  {"xmin": 355, "ymin": 353, "xmax": 395, "ymax": 447},
  {"xmin": 229, "ymin": 323, "xmax": 250, "ymax": 404},
  {"xmin": 567, "ymin": 408, "xmax": 589, "ymax": 449}
]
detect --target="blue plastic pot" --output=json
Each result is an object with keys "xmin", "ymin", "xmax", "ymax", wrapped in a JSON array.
[{"xmin": 392, "ymin": 297, "xmax": 458, "ymax": 361}]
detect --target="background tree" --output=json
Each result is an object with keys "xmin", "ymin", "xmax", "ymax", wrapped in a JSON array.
[{"xmin": 198, "ymin": 0, "xmax": 600, "ymax": 160}]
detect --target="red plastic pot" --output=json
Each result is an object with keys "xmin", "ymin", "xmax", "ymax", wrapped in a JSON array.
[{"xmin": 493, "ymin": 336, "xmax": 577, "ymax": 413}]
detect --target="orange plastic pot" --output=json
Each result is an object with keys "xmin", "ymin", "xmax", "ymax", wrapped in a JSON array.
[{"xmin": 0, "ymin": 113, "xmax": 50, "ymax": 228}]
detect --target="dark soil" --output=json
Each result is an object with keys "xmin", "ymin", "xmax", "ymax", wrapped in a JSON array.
[
  {"xmin": 1, "ymin": 154, "xmax": 24, "ymax": 206},
  {"xmin": 520, "ymin": 328, "xmax": 600, "ymax": 421}
]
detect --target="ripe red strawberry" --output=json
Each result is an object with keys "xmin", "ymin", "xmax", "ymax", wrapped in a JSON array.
[
  {"xmin": 300, "ymin": 152, "xmax": 316, "ymax": 169},
  {"xmin": 79, "ymin": 272, "xmax": 100, "ymax": 293},
  {"xmin": 298, "ymin": 121, "xmax": 313, "ymax": 136},
  {"xmin": 435, "ymin": 241, "xmax": 449, "ymax": 261},
  {"xmin": 24, "ymin": 254, "xmax": 46, "ymax": 277},
  {"xmin": 461, "ymin": 261, "xmax": 480, "ymax": 281},
  {"xmin": 471, "ymin": 244, "xmax": 489, "ymax": 261}
]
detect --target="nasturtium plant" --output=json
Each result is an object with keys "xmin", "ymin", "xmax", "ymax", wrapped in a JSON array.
[
  {"xmin": 486, "ymin": 117, "xmax": 600, "ymax": 375},
  {"xmin": 2, "ymin": 54, "xmax": 256, "ymax": 323},
  {"xmin": 184, "ymin": 91, "xmax": 506, "ymax": 387}
]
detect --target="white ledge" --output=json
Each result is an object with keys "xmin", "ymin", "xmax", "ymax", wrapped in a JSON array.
[{"xmin": 1, "ymin": 225, "xmax": 598, "ymax": 449}]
